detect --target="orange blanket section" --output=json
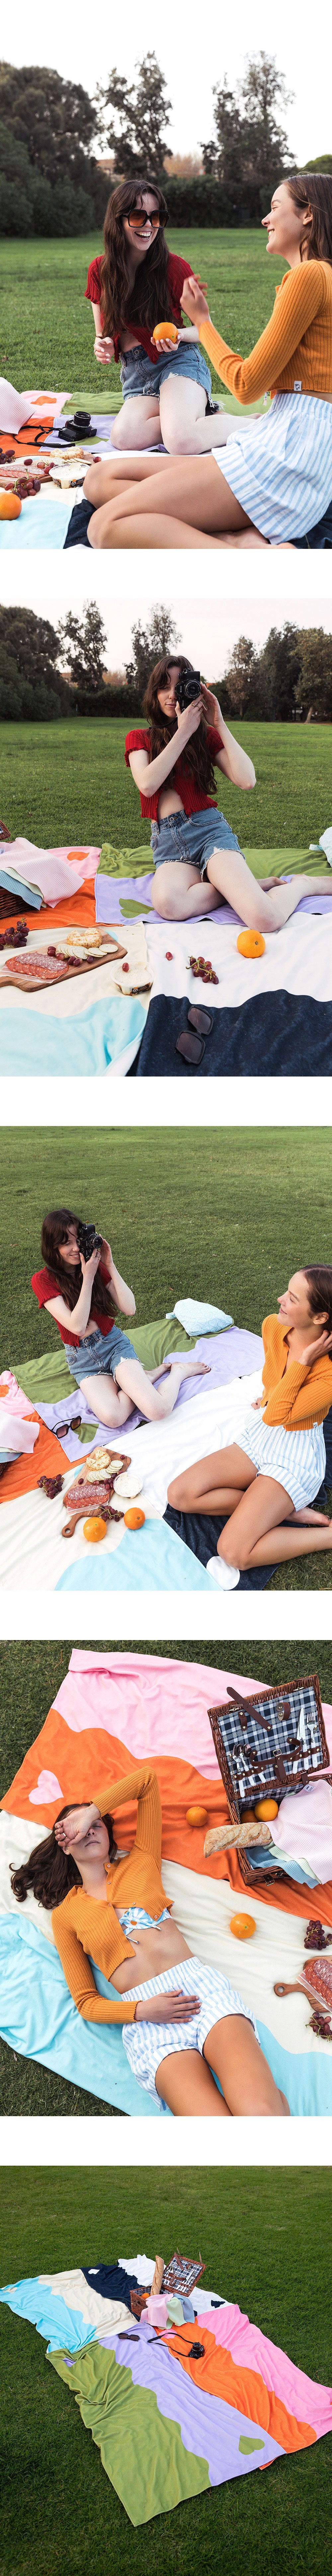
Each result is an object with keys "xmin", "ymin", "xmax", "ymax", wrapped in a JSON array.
[
  {"xmin": 1, "ymin": 873, "xmax": 97, "ymax": 934},
  {"xmin": 163, "ymin": 2323, "xmax": 316, "ymax": 2455},
  {"xmin": 2, "ymin": 1716, "xmax": 332, "ymax": 1928},
  {"xmin": 0, "ymin": 412, "xmax": 56, "ymax": 458},
  {"xmin": 0, "ymin": 1398, "xmax": 68, "ymax": 1501}
]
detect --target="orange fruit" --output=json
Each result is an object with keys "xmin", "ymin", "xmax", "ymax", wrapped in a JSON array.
[
  {"xmin": 124, "ymin": 1506, "xmax": 145, "ymax": 1529},
  {"xmin": 254, "ymin": 1797, "xmax": 279, "ymax": 1821},
  {"xmin": 0, "ymin": 492, "xmax": 22, "ymax": 519},
  {"xmin": 237, "ymin": 930, "xmax": 265, "ymax": 959},
  {"xmin": 186, "ymin": 1805, "xmax": 208, "ymax": 1829},
  {"xmin": 83, "ymin": 1515, "xmax": 107, "ymax": 1542},
  {"xmin": 152, "ymin": 320, "xmax": 178, "ymax": 342},
  {"xmin": 230, "ymin": 1912, "xmax": 256, "ymax": 1940}
]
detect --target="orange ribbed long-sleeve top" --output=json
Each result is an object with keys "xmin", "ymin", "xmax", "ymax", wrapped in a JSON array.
[
  {"xmin": 261, "ymin": 1315, "xmax": 332, "ymax": 1430},
  {"xmin": 52, "ymin": 1764, "xmax": 171, "ymax": 2025},
  {"xmin": 199, "ymin": 261, "xmax": 332, "ymax": 403}
]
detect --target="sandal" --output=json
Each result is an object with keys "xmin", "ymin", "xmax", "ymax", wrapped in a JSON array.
[{"xmin": 175, "ymin": 1004, "xmax": 214, "ymax": 1066}]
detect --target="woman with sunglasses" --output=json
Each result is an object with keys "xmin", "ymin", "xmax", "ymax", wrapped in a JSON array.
[
  {"xmin": 125, "ymin": 656, "xmax": 331, "ymax": 933},
  {"xmin": 11, "ymin": 1767, "xmax": 289, "ymax": 2115},
  {"xmin": 83, "ymin": 174, "xmax": 332, "ymax": 548},
  {"xmin": 85, "ymin": 175, "xmax": 230, "ymax": 456},
  {"xmin": 31, "ymin": 1209, "xmax": 209, "ymax": 1430},
  {"xmin": 167, "ymin": 1266, "xmax": 332, "ymax": 1588}
]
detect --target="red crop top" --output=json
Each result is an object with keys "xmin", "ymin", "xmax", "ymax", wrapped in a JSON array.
[
  {"xmin": 31, "ymin": 1264, "xmax": 115, "ymax": 1348},
  {"xmin": 124, "ymin": 725, "xmax": 221, "ymax": 820},
  {"xmin": 85, "ymin": 250, "xmax": 192, "ymax": 364}
]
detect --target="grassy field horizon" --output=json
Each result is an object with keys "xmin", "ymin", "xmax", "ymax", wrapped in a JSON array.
[
  {"xmin": 0, "ymin": 228, "xmax": 287, "ymax": 396},
  {"xmin": 1, "ymin": 717, "xmax": 331, "ymax": 851}
]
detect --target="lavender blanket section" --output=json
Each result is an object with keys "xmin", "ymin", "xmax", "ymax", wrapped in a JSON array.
[
  {"xmin": 96, "ymin": 871, "xmax": 331, "ymax": 931},
  {"xmin": 36, "ymin": 1327, "xmax": 264, "ymax": 1459},
  {"xmin": 99, "ymin": 2324, "xmax": 283, "ymax": 2480}
]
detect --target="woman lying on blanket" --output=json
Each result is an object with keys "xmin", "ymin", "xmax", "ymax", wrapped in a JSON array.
[
  {"xmin": 85, "ymin": 174, "xmax": 226, "ymax": 458},
  {"xmin": 10, "ymin": 1764, "xmax": 290, "ymax": 2117},
  {"xmin": 31, "ymin": 1209, "xmax": 209, "ymax": 1433},
  {"xmin": 125, "ymin": 655, "xmax": 331, "ymax": 930},
  {"xmin": 167, "ymin": 1265, "xmax": 332, "ymax": 1589},
  {"xmin": 83, "ymin": 174, "xmax": 332, "ymax": 550}
]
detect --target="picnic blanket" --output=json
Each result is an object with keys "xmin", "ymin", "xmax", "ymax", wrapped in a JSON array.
[
  {"xmin": 3, "ymin": 2251, "xmax": 330, "ymax": 2525},
  {"xmin": 1, "ymin": 1650, "xmax": 332, "ymax": 2115}
]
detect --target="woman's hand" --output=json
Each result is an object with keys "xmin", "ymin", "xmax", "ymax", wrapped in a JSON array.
[
  {"xmin": 153, "ymin": 327, "xmax": 180, "ymax": 352},
  {"xmin": 201, "ymin": 682, "xmax": 223, "ymax": 729},
  {"xmin": 54, "ymin": 1805, "xmax": 100, "ymax": 1850},
  {"xmin": 79, "ymin": 1245, "xmax": 102, "ymax": 1286},
  {"xmin": 300, "ymin": 1329, "xmax": 332, "ymax": 1368},
  {"xmin": 100, "ymin": 1237, "xmax": 112, "ymax": 1271},
  {"xmin": 175, "ymin": 695, "xmax": 204, "ymax": 745},
  {"xmin": 94, "ymin": 336, "xmax": 115, "ymax": 363},
  {"xmin": 134, "ymin": 1990, "xmax": 201, "ymax": 2023},
  {"xmin": 180, "ymin": 276, "xmax": 209, "ymax": 326},
  {"xmin": 251, "ymin": 1395, "xmax": 265, "ymax": 1408}
]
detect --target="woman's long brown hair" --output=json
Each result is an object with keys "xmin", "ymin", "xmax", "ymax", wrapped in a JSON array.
[
  {"xmin": 40, "ymin": 1209, "xmax": 115, "ymax": 1319},
  {"xmin": 288, "ymin": 172, "xmax": 332, "ymax": 264},
  {"xmin": 10, "ymin": 1805, "xmax": 116, "ymax": 1911},
  {"xmin": 143, "ymin": 659, "xmax": 217, "ymax": 799},
  {"xmin": 100, "ymin": 176, "xmax": 173, "ymax": 338},
  {"xmin": 304, "ymin": 1265, "xmax": 332, "ymax": 1351}
]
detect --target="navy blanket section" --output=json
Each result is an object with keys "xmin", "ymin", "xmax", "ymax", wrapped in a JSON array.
[
  {"xmin": 63, "ymin": 498, "xmax": 95, "ymax": 548},
  {"xmin": 293, "ymin": 497, "xmax": 332, "ymax": 549},
  {"xmin": 132, "ymin": 993, "xmax": 332, "ymax": 1078},
  {"xmin": 82, "ymin": 2262, "xmax": 139, "ymax": 2309},
  {"xmin": 164, "ymin": 1409, "xmax": 332, "ymax": 1587}
]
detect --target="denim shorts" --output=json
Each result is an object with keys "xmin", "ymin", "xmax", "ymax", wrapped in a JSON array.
[
  {"xmin": 151, "ymin": 807, "xmax": 243, "ymax": 880},
  {"xmin": 120, "ymin": 343, "xmax": 214, "ymax": 406},
  {"xmin": 64, "ymin": 1325, "xmax": 136, "ymax": 1385}
]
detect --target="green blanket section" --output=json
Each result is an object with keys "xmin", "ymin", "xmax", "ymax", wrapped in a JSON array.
[
  {"xmin": 49, "ymin": 2344, "xmax": 209, "ymax": 2524},
  {"xmin": 15, "ymin": 1316, "xmax": 199, "ymax": 1406},
  {"xmin": 99, "ymin": 844, "xmax": 153, "ymax": 878},
  {"xmin": 61, "ymin": 389, "xmax": 268, "ymax": 421},
  {"xmin": 243, "ymin": 847, "xmax": 330, "ymax": 880}
]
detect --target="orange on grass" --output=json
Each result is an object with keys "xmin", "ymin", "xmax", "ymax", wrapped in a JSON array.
[
  {"xmin": 124, "ymin": 1505, "xmax": 145, "ymax": 1529},
  {"xmin": 186, "ymin": 1805, "xmax": 208, "ymax": 1830},
  {"xmin": 83, "ymin": 1515, "xmax": 107, "ymax": 1542},
  {"xmin": 230, "ymin": 1912, "xmax": 256, "ymax": 1940},
  {"xmin": 255, "ymin": 1796, "xmax": 279, "ymax": 1821},
  {"xmin": 0, "ymin": 492, "xmax": 22, "ymax": 519},
  {"xmin": 152, "ymin": 321, "xmax": 178, "ymax": 342},
  {"xmin": 237, "ymin": 929, "xmax": 265, "ymax": 959}
]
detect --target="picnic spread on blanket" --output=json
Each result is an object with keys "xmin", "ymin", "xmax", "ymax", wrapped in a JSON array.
[
  {"xmin": 1, "ymin": 1314, "xmax": 331, "ymax": 1593},
  {"xmin": 1, "ymin": 830, "xmax": 332, "ymax": 1077},
  {"xmin": 2, "ymin": 2245, "xmax": 331, "ymax": 2525},
  {"xmin": 1, "ymin": 1650, "xmax": 332, "ymax": 2115}
]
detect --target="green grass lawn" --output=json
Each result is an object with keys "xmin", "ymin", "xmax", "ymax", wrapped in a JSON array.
[
  {"xmin": 0, "ymin": 229, "xmax": 287, "ymax": 398},
  {"xmin": 0, "ymin": 2164, "xmax": 331, "ymax": 2576},
  {"xmin": 1, "ymin": 718, "xmax": 331, "ymax": 852},
  {"xmin": 1, "ymin": 1122, "xmax": 331, "ymax": 1594},
  {"xmin": 1, "ymin": 1638, "xmax": 332, "ymax": 2120}
]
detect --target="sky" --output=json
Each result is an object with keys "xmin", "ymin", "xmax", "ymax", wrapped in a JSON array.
[
  {"xmin": 6, "ymin": 2, "xmax": 331, "ymax": 168},
  {"xmin": 7, "ymin": 595, "xmax": 331, "ymax": 672}
]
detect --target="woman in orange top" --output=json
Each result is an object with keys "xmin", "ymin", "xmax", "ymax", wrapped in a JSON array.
[
  {"xmin": 10, "ymin": 1764, "xmax": 289, "ymax": 2117},
  {"xmin": 82, "ymin": 175, "xmax": 332, "ymax": 551},
  {"xmin": 167, "ymin": 1265, "xmax": 332, "ymax": 1589}
]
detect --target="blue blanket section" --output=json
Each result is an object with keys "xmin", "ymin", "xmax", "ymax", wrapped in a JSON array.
[
  {"xmin": 0, "ymin": 2276, "xmax": 94, "ymax": 2351},
  {"xmin": 256, "ymin": 2022, "xmax": 332, "ymax": 2117},
  {"xmin": 0, "ymin": 995, "xmax": 147, "ymax": 1078},
  {"xmin": 55, "ymin": 1517, "xmax": 218, "ymax": 1592},
  {"xmin": 0, "ymin": 488, "xmax": 74, "ymax": 549},
  {"xmin": 0, "ymin": 1913, "xmax": 164, "ymax": 2115},
  {"xmin": 134, "ymin": 991, "xmax": 332, "ymax": 1078}
]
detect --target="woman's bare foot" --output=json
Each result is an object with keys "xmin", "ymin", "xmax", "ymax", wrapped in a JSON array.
[{"xmin": 292, "ymin": 1506, "xmax": 331, "ymax": 1528}]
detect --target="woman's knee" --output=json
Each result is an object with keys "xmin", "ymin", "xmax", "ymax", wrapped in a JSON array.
[
  {"xmin": 153, "ymin": 870, "xmax": 177, "ymax": 919},
  {"xmin": 167, "ymin": 1474, "xmax": 185, "ymax": 1507}
]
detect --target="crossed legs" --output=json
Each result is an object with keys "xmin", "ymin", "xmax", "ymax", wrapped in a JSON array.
[
  {"xmin": 167, "ymin": 1443, "xmax": 332, "ymax": 1570},
  {"xmin": 155, "ymin": 2013, "xmax": 290, "ymax": 2114}
]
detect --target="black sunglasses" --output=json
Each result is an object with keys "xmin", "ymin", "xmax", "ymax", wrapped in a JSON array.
[
  {"xmin": 175, "ymin": 1004, "xmax": 214, "ymax": 1067},
  {"xmin": 126, "ymin": 209, "xmax": 163, "ymax": 230},
  {"xmin": 55, "ymin": 1414, "xmax": 82, "ymax": 1437}
]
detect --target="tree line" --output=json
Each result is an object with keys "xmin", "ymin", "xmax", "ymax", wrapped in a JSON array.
[
  {"xmin": 0, "ymin": 51, "xmax": 329, "ymax": 237},
  {"xmin": 1, "ymin": 603, "xmax": 332, "ymax": 726}
]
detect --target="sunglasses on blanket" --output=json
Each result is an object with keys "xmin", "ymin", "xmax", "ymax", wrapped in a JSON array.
[
  {"xmin": 175, "ymin": 1005, "xmax": 214, "ymax": 1066},
  {"xmin": 55, "ymin": 1415, "xmax": 82, "ymax": 1437},
  {"xmin": 126, "ymin": 209, "xmax": 163, "ymax": 229}
]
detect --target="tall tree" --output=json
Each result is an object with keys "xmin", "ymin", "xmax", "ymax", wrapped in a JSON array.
[
  {"xmin": 222, "ymin": 636, "xmax": 261, "ymax": 719},
  {"xmin": 201, "ymin": 53, "xmax": 293, "ymax": 207},
  {"xmin": 124, "ymin": 607, "xmax": 181, "ymax": 700},
  {"xmin": 0, "ymin": 60, "xmax": 96, "ymax": 183},
  {"xmin": 57, "ymin": 604, "xmax": 108, "ymax": 692},
  {"xmin": 96, "ymin": 54, "xmax": 173, "ymax": 177}
]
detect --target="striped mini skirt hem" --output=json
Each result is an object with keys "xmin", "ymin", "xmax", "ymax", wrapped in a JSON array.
[
  {"xmin": 213, "ymin": 393, "xmax": 332, "ymax": 541},
  {"xmin": 237, "ymin": 1410, "xmax": 326, "ymax": 1510}
]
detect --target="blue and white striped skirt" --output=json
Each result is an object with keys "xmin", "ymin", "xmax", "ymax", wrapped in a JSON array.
[
  {"xmin": 237, "ymin": 1409, "xmax": 326, "ymax": 1510},
  {"xmin": 121, "ymin": 1952, "xmax": 258, "ymax": 2111},
  {"xmin": 214, "ymin": 393, "xmax": 332, "ymax": 541}
]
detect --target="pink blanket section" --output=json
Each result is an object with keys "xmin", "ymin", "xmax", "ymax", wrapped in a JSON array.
[
  {"xmin": 0, "ymin": 1372, "xmax": 36, "ymax": 1419},
  {"xmin": 52, "ymin": 1650, "xmax": 331, "ymax": 1781},
  {"xmin": 200, "ymin": 2304, "xmax": 332, "ymax": 2441}
]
